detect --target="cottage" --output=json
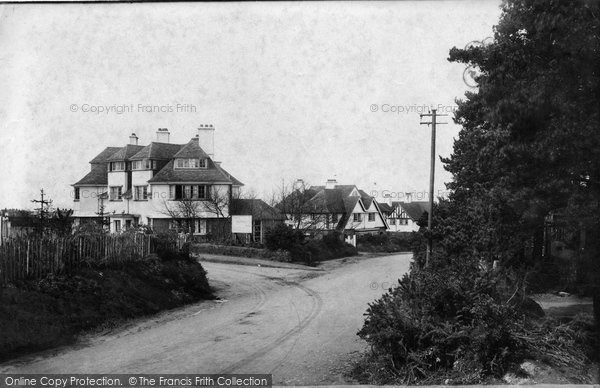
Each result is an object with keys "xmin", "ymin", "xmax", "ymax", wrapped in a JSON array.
[
  {"xmin": 383, "ymin": 201, "xmax": 429, "ymax": 232},
  {"xmin": 278, "ymin": 179, "xmax": 389, "ymax": 246}
]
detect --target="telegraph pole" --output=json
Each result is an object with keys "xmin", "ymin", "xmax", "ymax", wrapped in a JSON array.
[{"xmin": 419, "ymin": 109, "xmax": 447, "ymax": 268}]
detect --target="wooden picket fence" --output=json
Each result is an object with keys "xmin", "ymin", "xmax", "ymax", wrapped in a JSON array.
[{"xmin": 0, "ymin": 233, "xmax": 155, "ymax": 285}]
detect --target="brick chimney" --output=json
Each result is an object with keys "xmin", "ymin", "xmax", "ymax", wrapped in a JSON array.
[
  {"xmin": 325, "ymin": 179, "xmax": 337, "ymax": 189},
  {"xmin": 156, "ymin": 128, "xmax": 170, "ymax": 143},
  {"xmin": 129, "ymin": 133, "xmax": 139, "ymax": 145},
  {"xmin": 198, "ymin": 124, "xmax": 215, "ymax": 158}
]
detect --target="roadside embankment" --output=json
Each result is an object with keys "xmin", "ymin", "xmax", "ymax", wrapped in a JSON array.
[{"xmin": 0, "ymin": 254, "xmax": 213, "ymax": 361}]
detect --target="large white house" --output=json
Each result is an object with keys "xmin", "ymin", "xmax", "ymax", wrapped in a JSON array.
[{"xmin": 72, "ymin": 126, "xmax": 243, "ymax": 234}]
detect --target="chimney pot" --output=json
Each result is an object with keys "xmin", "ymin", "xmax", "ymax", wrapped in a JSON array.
[
  {"xmin": 197, "ymin": 124, "xmax": 215, "ymax": 158},
  {"xmin": 325, "ymin": 178, "xmax": 337, "ymax": 189},
  {"xmin": 156, "ymin": 128, "xmax": 170, "ymax": 143},
  {"xmin": 129, "ymin": 133, "xmax": 139, "ymax": 145}
]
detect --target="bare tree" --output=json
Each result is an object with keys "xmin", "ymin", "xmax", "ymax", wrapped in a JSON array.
[
  {"xmin": 271, "ymin": 179, "xmax": 326, "ymax": 232},
  {"xmin": 161, "ymin": 198, "xmax": 204, "ymax": 235}
]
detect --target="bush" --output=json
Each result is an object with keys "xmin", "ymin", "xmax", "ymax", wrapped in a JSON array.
[
  {"xmin": 357, "ymin": 260, "xmax": 526, "ymax": 384},
  {"xmin": 293, "ymin": 233, "xmax": 357, "ymax": 265},
  {"xmin": 357, "ymin": 232, "xmax": 416, "ymax": 253},
  {"xmin": 264, "ymin": 224, "xmax": 305, "ymax": 251},
  {"xmin": 150, "ymin": 232, "xmax": 190, "ymax": 262},
  {"xmin": 264, "ymin": 227, "xmax": 357, "ymax": 265},
  {"xmin": 355, "ymin": 257, "xmax": 596, "ymax": 384}
]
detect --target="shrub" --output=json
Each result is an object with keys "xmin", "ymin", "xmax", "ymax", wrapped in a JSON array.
[
  {"xmin": 355, "ymin": 256, "xmax": 596, "ymax": 385},
  {"xmin": 151, "ymin": 232, "xmax": 190, "ymax": 262},
  {"xmin": 357, "ymin": 232, "xmax": 416, "ymax": 253},
  {"xmin": 357, "ymin": 260, "xmax": 530, "ymax": 384},
  {"xmin": 264, "ymin": 224, "xmax": 305, "ymax": 251}
]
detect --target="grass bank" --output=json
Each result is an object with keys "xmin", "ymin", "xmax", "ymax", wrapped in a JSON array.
[{"xmin": 0, "ymin": 254, "xmax": 212, "ymax": 361}]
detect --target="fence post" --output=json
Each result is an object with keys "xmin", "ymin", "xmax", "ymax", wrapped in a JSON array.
[{"xmin": 26, "ymin": 239, "xmax": 30, "ymax": 276}]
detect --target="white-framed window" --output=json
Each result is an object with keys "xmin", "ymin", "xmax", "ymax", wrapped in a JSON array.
[
  {"xmin": 389, "ymin": 218, "xmax": 396, "ymax": 225},
  {"xmin": 199, "ymin": 158, "xmax": 207, "ymax": 168},
  {"xmin": 368, "ymin": 213, "xmax": 376, "ymax": 222},
  {"xmin": 169, "ymin": 184, "xmax": 209, "ymax": 200},
  {"xmin": 175, "ymin": 158, "xmax": 200, "ymax": 169},
  {"xmin": 134, "ymin": 185, "xmax": 148, "ymax": 200},
  {"xmin": 110, "ymin": 186, "xmax": 122, "ymax": 200},
  {"xmin": 110, "ymin": 161, "xmax": 126, "ymax": 171},
  {"xmin": 353, "ymin": 213, "xmax": 362, "ymax": 222},
  {"xmin": 74, "ymin": 187, "xmax": 80, "ymax": 201}
]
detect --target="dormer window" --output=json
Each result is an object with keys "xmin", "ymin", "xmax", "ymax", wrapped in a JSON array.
[
  {"xmin": 132, "ymin": 159, "xmax": 152, "ymax": 170},
  {"xmin": 109, "ymin": 161, "xmax": 125, "ymax": 172},
  {"xmin": 175, "ymin": 158, "xmax": 207, "ymax": 169}
]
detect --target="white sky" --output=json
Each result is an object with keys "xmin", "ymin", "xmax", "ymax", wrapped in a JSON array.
[{"xmin": 0, "ymin": 1, "xmax": 502, "ymax": 209}]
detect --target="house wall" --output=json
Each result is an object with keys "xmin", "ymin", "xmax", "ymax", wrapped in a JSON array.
[
  {"xmin": 343, "ymin": 202, "xmax": 386, "ymax": 231},
  {"xmin": 386, "ymin": 219, "xmax": 420, "ymax": 232},
  {"xmin": 145, "ymin": 183, "xmax": 232, "ymax": 220},
  {"xmin": 107, "ymin": 171, "xmax": 126, "ymax": 189},
  {"xmin": 384, "ymin": 206, "xmax": 420, "ymax": 232},
  {"xmin": 132, "ymin": 170, "xmax": 153, "ymax": 187},
  {"xmin": 73, "ymin": 186, "xmax": 107, "ymax": 217},
  {"xmin": 285, "ymin": 213, "xmax": 343, "ymax": 230}
]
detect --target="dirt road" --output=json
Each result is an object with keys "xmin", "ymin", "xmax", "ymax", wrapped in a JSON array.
[{"xmin": 0, "ymin": 253, "xmax": 411, "ymax": 385}]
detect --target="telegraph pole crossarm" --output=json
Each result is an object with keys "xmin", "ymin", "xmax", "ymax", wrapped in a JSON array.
[{"xmin": 419, "ymin": 109, "xmax": 448, "ymax": 268}]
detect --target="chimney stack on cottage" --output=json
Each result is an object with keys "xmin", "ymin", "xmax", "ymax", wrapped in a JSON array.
[
  {"xmin": 293, "ymin": 179, "xmax": 305, "ymax": 191},
  {"xmin": 198, "ymin": 124, "xmax": 215, "ymax": 158},
  {"xmin": 156, "ymin": 128, "xmax": 170, "ymax": 143},
  {"xmin": 325, "ymin": 178, "xmax": 337, "ymax": 190},
  {"xmin": 129, "ymin": 133, "xmax": 139, "ymax": 145}
]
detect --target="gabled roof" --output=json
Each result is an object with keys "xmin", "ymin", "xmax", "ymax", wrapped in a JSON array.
[
  {"xmin": 378, "ymin": 202, "xmax": 393, "ymax": 213},
  {"xmin": 106, "ymin": 144, "xmax": 145, "ymax": 162},
  {"xmin": 394, "ymin": 201, "xmax": 430, "ymax": 221},
  {"xmin": 74, "ymin": 164, "xmax": 108, "ymax": 186},
  {"xmin": 130, "ymin": 142, "xmax": 183, "ymax": 160},
  {"xmin": 89, "ymin": 147, "xmax": 121, "ymax": 164},
  {"xmin": 173, "ymin": 137, "xmax": 210, "ymax": 159},
  {"xmin": 358, "ymin": 189, "xmax": 373, "ymax": 208},
  {"xmin": 284, "ymin": 183, "xmax": 382, "ymax": 231},
  {"xmin": 230, "ymin": 199, "xmax": 286, "ymax": 221}
]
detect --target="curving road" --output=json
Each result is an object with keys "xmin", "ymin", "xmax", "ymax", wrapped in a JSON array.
[{"xmin": 0, "ymin": 253, "xmax": 411, "ymax": 385}]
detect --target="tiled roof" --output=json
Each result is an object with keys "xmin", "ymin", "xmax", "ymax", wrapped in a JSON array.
[
  {"xmin": 230, "ymin": 199, "xmax": 286, "ymax": 221},
  {"xmin": 89, "ymin": 147, "xmax": 121, "ymax": 164},
  {"xmin": 215, "ymin": 164, "xmax": 244, "ymax": 186},
  {"xmin": 358, "ymin": 189, "xmax": 373, "ymax": 208},
  {"xmin": 74, "ymin": 164, "xmax": 108, "ymax": 186},
  {"xmin": 130, "ymin": 142, "xmax": 183, "ymax": 160},
  {"xmin": 284, "ymin": 184, "xmax": 380, "ymax": 231},
  {"xmin": 148, "ymin": 159, "xmax": 237, "ymax": 184},
  {"xmin": 396, "ymin": 201, "xmax": 430, "ymax": 221},
  {"xmin": 106, "ymin": 144, "xmax": 146, "ymax": 162},
  {"xmin": 173, "ymin": 138, "xmax": 210, "ymax": 159},
  {"xmin": 378, "ymin": 202, "xmax": 393, "ymax": 213}
]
